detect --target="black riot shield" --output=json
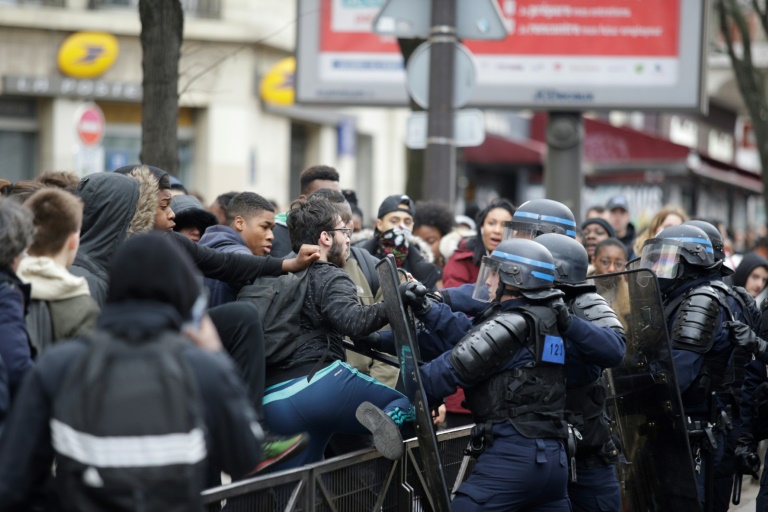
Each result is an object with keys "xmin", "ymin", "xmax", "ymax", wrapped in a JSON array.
[
  {"xmin": 375, "ymin": 255, "xmax": 451, "ymax": 512},
  {"xmin": 592, "ymin": 269, "xmax": 701, "ymax": 512}
]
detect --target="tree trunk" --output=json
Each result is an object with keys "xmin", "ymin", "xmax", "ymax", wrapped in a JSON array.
[
  {"xmin": 719, "ymin": 0, "xmax": 768, "ymax": 229},
  {"xmin": 139, "ymin": 0, "xmax": 184, "ymax": 176}
]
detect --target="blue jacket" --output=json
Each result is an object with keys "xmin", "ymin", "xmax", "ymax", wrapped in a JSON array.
[
  {"xmin": 0, "ymin": 268, "xmax": 32, "ymax": 399},
  {"xmin": 418, "ymin": 298, "xmax": 536, "ymax": 404},
  {"xmin": 199, "ymin": 226, "xmax": 251, "ymax": 307}
]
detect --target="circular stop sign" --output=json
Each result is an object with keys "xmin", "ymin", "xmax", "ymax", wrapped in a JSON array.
[{"xmin": 76, "ymin": 104, "xmax": 105, "ymax": 146}]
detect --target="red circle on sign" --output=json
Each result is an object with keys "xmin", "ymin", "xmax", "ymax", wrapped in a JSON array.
[{"xmin": 77, "ymin": 104, "xmax": 105, "ymax": 146}]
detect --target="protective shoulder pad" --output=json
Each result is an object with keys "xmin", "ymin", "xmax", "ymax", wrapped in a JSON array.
[
  {"xmin": 670, "ymin": 285, "xmax": 721, "ymax": 354},
  {"xmin": 571, "ymin": 292, "xmax": 625, "ymax": 334},
  {"xmin": 449, "ymin": 311, "xmax": 530, "ymax": 385}
]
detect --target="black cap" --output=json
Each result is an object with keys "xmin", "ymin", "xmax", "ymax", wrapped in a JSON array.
[{"xmin": 377, "ymin": 194, "xmax": 415, "ymax": 219}]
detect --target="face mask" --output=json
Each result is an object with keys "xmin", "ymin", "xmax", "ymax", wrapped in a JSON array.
[{"xmin": 377, "ymin": 227, "xmax": 411, "ymax": 267}]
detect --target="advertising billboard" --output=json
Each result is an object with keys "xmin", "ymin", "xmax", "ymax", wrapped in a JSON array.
[{"xmin": 295, "ymin": 0, "xmax": 707, "ymax": 111}]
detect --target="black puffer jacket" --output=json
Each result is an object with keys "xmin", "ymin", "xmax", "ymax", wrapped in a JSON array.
[{"xmin": 266, "ymin": 261, "xmax": 388, "ymax": 385}]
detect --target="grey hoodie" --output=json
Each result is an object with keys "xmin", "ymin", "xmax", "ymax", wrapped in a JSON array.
[{"xmin": 70, "ymin": 171, "xmax": 158, "ymax": 306}]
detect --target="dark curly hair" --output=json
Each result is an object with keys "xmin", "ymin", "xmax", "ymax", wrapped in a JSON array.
[
  {"xmin": 414, "ymin": 201, "xmax": 454, "ymax": 236},
  {"xmin": 287, "ymin": 197, "xmax": 350, "ymax": 254}
]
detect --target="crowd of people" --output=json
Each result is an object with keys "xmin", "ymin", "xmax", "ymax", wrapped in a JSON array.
[{"xmin": 1, "ymin": 164, "xmax": 768, "ymax": 511}]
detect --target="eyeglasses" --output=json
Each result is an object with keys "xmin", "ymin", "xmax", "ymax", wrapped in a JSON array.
[
  {"xmin": 327, "ymin": 228, "xmax": 351, "ymax": 238},
  {"xmin": 598, "ymin": 258, "xmax": 627, "ymax": 269}
]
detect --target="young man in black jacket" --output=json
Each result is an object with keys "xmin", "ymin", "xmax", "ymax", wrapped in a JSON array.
[{"xmin": 260, "ymin": 197, "xmax": 413, "ymax": 470}]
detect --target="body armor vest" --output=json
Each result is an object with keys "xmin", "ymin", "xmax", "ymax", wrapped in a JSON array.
[
  {"xmin": 665, "ymin": 283, "xmax": 730, "ymax": 413},
  {"xmin": 463, "ymin": 304, "xmax": 568, "ymax": 439}
]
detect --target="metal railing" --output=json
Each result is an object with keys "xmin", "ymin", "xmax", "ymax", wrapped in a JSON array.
[
  {"xmin": 202, "ymin": 426, "xmax": 475, "ymax": 512},
  {"xmin": 88, "ymin": 0, "xmax": 221, "ymax": 19}
]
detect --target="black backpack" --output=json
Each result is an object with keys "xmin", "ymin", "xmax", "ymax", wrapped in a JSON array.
[
  {"xmin": 237, "ymin": 268, "xmax": 327, "ymax": 366},
  {"xmin": 52, "ymin": 332, "xmax": 206, "ymax": 512}
]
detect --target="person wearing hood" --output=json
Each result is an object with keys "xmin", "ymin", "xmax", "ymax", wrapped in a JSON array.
[
  {"xmin": 72, "ymin": 167, "xmax": 319, "ymax": 308},
  {"xmin": 0, "ymin": 233, "xmax": 271, "ymax": 510},
  {"xmin": 171, "ymin": 194, "xmax": 219, "ymax": 243},
  {"xmin": 18, "ymin": 189, "xmax": 99, "ymax": 354},
  {"xmin": 355, "ymin": 194, "xmax": 441, "ymax": 292},
  {"xmin": 733, "ymin": 252, "xmax": 768, "ymax": 299}
]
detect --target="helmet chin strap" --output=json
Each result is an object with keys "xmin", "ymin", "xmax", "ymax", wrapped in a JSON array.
[{"xmin": 494, "ymin": 284, "xmax": 506, "ymax": 302}]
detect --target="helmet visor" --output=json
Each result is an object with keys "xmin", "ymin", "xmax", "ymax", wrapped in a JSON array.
[
  {"xmin": 502, "ymin": 221, "xmax": 539, "ymax": 240},
  {"xmin": 503, "ymin": 219, "xmax": 573, "ymax": 241},
  {"xmin": 639, "ymin": 240, "xmax": 684, "ymax": 280},
  {"xmin": 472, "ymin": 256, "xmax": 502, "ymax": 302}
]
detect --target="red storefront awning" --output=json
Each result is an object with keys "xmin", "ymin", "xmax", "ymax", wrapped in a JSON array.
[{"xmin": 463, "ymin": 113, "xmax": 762, "ymax": 193}]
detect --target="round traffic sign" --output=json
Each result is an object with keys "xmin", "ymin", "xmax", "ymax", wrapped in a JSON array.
[
  {"xmin": 76, "ymin": 103, "xmax": 105, "ymax": 146},
  {"xmin": 406, "ymin": 41, "xmax": 477, "ymax": 110}
]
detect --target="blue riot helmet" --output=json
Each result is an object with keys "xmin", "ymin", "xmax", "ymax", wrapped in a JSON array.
[
  {"xmin": 502, "ymin": 199, "xmax": 577, "ymax": 240},
  {"xmin": 473, "ymin": 238, "xmax": 558, "ymax": 302},
  {"xmin": 534, "ymin": 233, "xmax": 589, "ymax": 286},
  {"xmin": 684, "ymin": 220, "xmax": 734, "ymax": 276},
  {"xmin": 639, "ymin": 224, "xmax": 715, "ymax": 293}
]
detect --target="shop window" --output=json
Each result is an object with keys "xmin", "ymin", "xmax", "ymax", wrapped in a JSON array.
[
  {"xmin": 0, "ymin": 131, "xmax": 37, "ymax": 182},
  {"xmin": 102, "ymin": 135, "xmax": 194, "ymax": 187}
]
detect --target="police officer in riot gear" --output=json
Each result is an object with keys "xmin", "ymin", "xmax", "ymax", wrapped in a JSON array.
[
  {"xmin": 684, "ymin": 220, "xmax": 761, "ymax": 511},
  {"xmin": 535, "ymin": 233, "xmax": 626, "ymax": 512},
  {"xmin": 639, "ymin": 224, "xmax": 732, "ymax": 510},
  {"xmin": 406, "ymin": 238, "xmax": 572, "ymax": 511}
]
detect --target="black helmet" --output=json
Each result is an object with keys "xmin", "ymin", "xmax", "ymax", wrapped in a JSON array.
[
  {"xmin": 640, "ymin": 224, "xmax": 715, "ymax": 285},
  {"xmin": 534, "ymin": 233, "xmax": 589, "ymax": 285},
  {"xmin": 473, "ymin": 238, "xmax": 557, "ymax": 302},
  {"xmin": 503, "ymin": 199, "xmax": 577, "ymax": 240},
  {"xmin": 684, "ymin": 220, "xmax": 733, "ymax": 276}
]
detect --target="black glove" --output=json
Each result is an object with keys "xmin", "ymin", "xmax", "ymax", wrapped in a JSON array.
[
  {"xmin": 550, "ymin": 297, "xmax": 571, "ymax": 334},
  {"xmin": 726, "ymin": 321, "xmax": 768, "ymax": 357},
  {"xmin": 350, "ymin": 332, "xmax": 382, "ymax": 355},
  {"xmin": 399, "ymin": 281, "xmax": 431, "ymax": 315},
  {"xmin": 734, "ymin": 443, "xmax": 761, "ymax": 479}
]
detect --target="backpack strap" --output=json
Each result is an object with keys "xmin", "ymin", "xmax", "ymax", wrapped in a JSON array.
[{"xmin": 351, "ymin": 246, "xmax": 379, "ymax": 296}]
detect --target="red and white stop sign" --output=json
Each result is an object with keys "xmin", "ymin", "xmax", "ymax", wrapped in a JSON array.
[{"xmin": 76, "ymin": 104, "xmax": 105, "ymax": 146}]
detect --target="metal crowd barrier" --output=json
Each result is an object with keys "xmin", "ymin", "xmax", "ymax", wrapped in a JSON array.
[{"xmin": 202, "ymin": 426, "xmax": 474, "ymax": 512}]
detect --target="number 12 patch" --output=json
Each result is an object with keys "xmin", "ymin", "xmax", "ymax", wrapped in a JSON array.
[{"xmin": 542, "ymin": 335, "xmax": 565, "ymax": 364}]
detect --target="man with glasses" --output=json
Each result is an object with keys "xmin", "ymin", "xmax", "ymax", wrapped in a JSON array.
[{"xmin": 260, "ymin": 197, "xmax": 414, "ymax": 471}]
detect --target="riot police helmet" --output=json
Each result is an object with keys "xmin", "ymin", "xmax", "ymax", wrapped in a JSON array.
[
  {"xmin": 684, "ymin": 220, "xmax": 733, "ymax": 275},
  {"xmin": 640, "ymin": 224, "xmax": 715, "ymax": 289},
  {"xmin": 502, "ymin": 199, "xmax": 577, "ymax": 240},
  {"xmin": 534, "ymin": 233, "xmax": 589, "ymax": 285},
  {"xmin": 473, "ymin": 238, "xmax": 558, "ymax": 302}
]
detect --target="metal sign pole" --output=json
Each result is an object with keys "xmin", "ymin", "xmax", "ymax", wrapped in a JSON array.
[
  {"xmin": 423, "ymin": 0, "xmax": 457, "ymax": 204},
  {"xmin": 545, "ymin": 112, "xmax": 584, "ymax": 219}
]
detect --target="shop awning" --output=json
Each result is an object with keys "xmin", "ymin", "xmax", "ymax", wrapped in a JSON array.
[
  {"xmin": 464, "ymin": 113, "xmax": 763, "ymax": 193},
  {"xmin": 463, "ymin": 134, "xmax": 545, "ymax": 166}
]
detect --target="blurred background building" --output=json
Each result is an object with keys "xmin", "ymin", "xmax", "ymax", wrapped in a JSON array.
[
  {"xmin": 0, "ymin": 0, "xmax": 764, "ymax": 242},
  {"xmin": 0, "ymin": 0, "xmax": 409, "ymax": 215}
]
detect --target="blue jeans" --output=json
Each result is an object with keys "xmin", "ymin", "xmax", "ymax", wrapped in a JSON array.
[{"xmin": 263, "ymin": 360, "xmax": 413, "ymax": 470}]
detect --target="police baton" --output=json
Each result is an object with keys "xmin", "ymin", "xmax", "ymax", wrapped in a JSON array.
[{"xmin": 732, "ymin": 473, "xmax": 742, "ymax": 505}]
